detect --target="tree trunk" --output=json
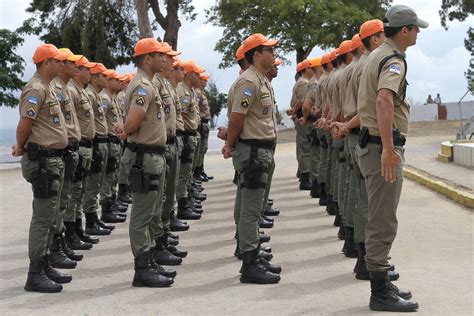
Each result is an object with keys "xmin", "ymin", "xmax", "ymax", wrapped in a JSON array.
[
  {"xmin": 295, "ymin": 46, "xmax": 313, "ymax": 63},
  {"xmin": 134, "ymin": 0, "xmax": 154, "ymax": 38},
  {"xmin": 163, "ymin": 0, "xmax": 181, "ymax": 49}
]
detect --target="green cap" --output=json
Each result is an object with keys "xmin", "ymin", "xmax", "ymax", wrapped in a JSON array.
[{"xmin": 384, "ymin": 5, "xmax": 429, "ymax": 28}]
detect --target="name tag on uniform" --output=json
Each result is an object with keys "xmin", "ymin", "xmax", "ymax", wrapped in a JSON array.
[{"xmin": 260, "ymin": 92, "xmax": 270, "ymax": 99}]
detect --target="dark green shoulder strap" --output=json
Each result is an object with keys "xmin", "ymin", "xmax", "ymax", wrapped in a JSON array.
[{"xmin": 377, "ymin": 50, "xmax": 408, "ymax": 101}]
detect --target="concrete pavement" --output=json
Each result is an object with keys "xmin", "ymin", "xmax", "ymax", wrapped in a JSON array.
[{"xmin": 0, "ymin": 142, "xmax": 472, "ymax": 315}]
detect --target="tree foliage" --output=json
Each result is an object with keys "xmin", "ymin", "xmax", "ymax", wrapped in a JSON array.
[
  {"xmin": 0, "ymin": 29, "xmax": 26, "ymax": 107},
  {"xmin": 439, "ymin": 0, "xmax": 474, "ymax": 92},
  {"xmin": 205, "ymin": 81, "xmax": 227, "ymax": 127},
  {"xmin": 206, "ymin": 0, "xmax": 391, "ymax": 68}
]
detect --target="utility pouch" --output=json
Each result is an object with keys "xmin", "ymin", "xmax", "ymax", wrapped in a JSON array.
[
  {"xmin": 74, "ymin": 155, "xmax": 84, "ymax": 182},
  {"xmin": 106, "ymin": 155, "xmax": 118, "ymax": 173},
  {"xmin": 180, "ymin": 143, "xmax": 193, "ymax": 164},
  {"xmin": 26, "ymin": 143, "xmax": 41, "ymax": 161},
  {"xmin": 358, "ymin": 127, "xmax": 370, "ymax": 148},
  {"xmin": 63, "ymin": 153, "xmax": 75, "ymax": 180},
  {"xmin": 90, "ymin": 149, "xmax": 102, "ymax": 173}
]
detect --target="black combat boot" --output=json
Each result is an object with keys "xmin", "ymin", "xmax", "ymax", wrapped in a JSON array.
[
  {"xmin": 64, "ymin": 221, "xmax": 93, "ymax": 250},
  {"xmin": 149, "ymin": 257, "xmax": 177, "ymax": 278},
  {"xmin": 259, "ymin": 249, "xmax": 273, "ymax": 261},
  {"xmin": 264, "ymin": 204, "xmax": 280, "ymax": 216},
  {"xmin": 356, "ymin": 243, "xmax": 400, "ymax": 281},
  {"xmin": 343, "ymin": 227, "xmax": 358, "ymax": 258},
  {"xmin": 337, "ymin": 224, "xmax": 346, "ymax": 241},
  {"xmin": 310, "ymin": 179, "xmax": 321, "ymax": 198},
  {"xmin": 85, "ymin": 212, "xmax": 111, "ymax": 235},
  {"xmin": 24, "ymin": 259, "xmax": 62, "ymax": 293},
  {"xmin": 258, "ymin": 257, "xmax": 281, "ymax": 274},
  {"xmin": 333, "ymin": 212, "xmax": 342, "ymax": 227},
  {"xmin": 152, "ymin": 236, "xmax": 183, "ymax": 266},
  {"xmin": 319, "ymin": 183, "xmax": 328, "ymax": 206},
  {"xmin": 299, "ymin": 172, "xmax": 312, "ymax": 190},
  {"xmin": 118, "ymin": 183, "xmax": 132, "ymax": 204},
  {"xmin": 177, "ymin": 198, "xmax": 201, "ymax": 220},
  {"xmin": 100, "ymin": 198, "xmax": 126, "ymax": 224},
  {"xmin": 190, "ymin": 188, "xmax": 207, "ymax": 201},
  {"xmin": 49, "ymin": 234, "xmax": 77, "ymax": 269},
  {"xmin": 43, "ymin": 255, "xmax": 72, "ymax": 284},
  {"xmin": 132, "ymin": 252, "xmax": 174, "ymax": 288},
  {"xmin": 369, "ymin": 271, "xmax": 418, "ymax": 312},
  {"xmin": 193, "ymin": 166, "xmax": 206, "ymax": 182},
  {"xmin": 170, "ymin": 214, "xmax": 190, "ymax": 232},
  {"xmin": 259, "ymin": 232, "xmax": 271, "ymax": 243},
  {"xmin": 60, "ymin": 234, "xmax": 83, "ymax": 261},
  {"xmin": 164, "ymin": 234, "xmax": 187, "ymax": 258},
  {"xmin": 259, "ymin": 217, "xmax": 273, "ymax": 229},
  {"xmin": 261, "ymin": 215, "xmax": 274, "ymax": 223},
  {"xmin": 75, "ymin": 218, "xmax": 99, "ymax": 244},
  {"xmin": 201, "ymin": 167, "xmax": 213, "ymax": 180},
  {"xmin": 240, "ymin": 248, "xmax": 280, "ymax": 284}
]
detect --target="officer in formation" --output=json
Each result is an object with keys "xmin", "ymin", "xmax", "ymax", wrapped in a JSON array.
[
  {"xmin": 14, "ymin": 37, "xmax": 214, "ymax": 291},
  {"xmin": 297, "ymin": 4, "xmax": 427, "ymax": 312}
]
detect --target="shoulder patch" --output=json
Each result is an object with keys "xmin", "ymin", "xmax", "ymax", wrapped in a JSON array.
[
  {"xmin": 136, "ymin": 87, "xmax": 148, "ymax": 96},
  {"xmin": 388, "ymin": 64, "xmax": 401, "ymax": 75},
  {"xmin": 102, "ymin": 99, "xmax": 109, "ymax": 108},
  {"xmin": 28, "ymin": 96, "xmax": 38, "ymax": 105},
  {"xmin": 182, "ymin": 96, "xmax": 190, "ymax": 104},
  {"xmin": 135, "ymin": 96, "xmax": 145, "ymax": 106},
  {"xmin": 241, "ymin": 99, "xmax": 250, "ymax": 108},
  {"xmin": 26, "ymin": 107, "xmax": 36, "ymax": 118},
  {"xmin": 244, "ymin": 88, "xmax": 253, "ymax": 97}
]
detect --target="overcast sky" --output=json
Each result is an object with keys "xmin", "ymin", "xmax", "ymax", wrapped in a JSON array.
[{"xmin": 1, "ymin": 0, "xmax": 473, "ymax": 129}]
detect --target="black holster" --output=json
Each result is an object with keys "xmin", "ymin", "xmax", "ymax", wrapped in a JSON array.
[
  {"xmin": 241, "ymin": 147, "xmax": 267, "ymax": 190},
  {"xmin": 31, "ymin": 158, "xmax": 59, "ymax": 199},
  {"xmin": 63, "ymin": 152, "xmax": 76, "ymax": 181},
  {"xmin": 106, "ymin": 155, "xmax": 118, "ymax": 173},
  {"xmin": 128, "ymin": 146, "xmax": 158, "ymax": 193},
  {"xmin": 180, "ymin": 142, "xmax": 193, "ymax": 164},
  {"xmin": 358, "ymin": 127, "xmax": 370, "ymax": 148},
  {"xmin": 90, "ymin": 144, "xmax": 103, "ymax": 174}
]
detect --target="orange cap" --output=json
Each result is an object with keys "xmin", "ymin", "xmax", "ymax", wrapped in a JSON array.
[
  {"xmin": 103, "ymin": 69, "xmax": 122, "ymax": 79},
  {"xmin": 274, "ymin": 58, "xmax": 282, "ymax": 66},
  {"xmin": 90, "ymin": 63, "xmax": 107, "ymax": 74},
  {"xmin": 242, "ymin": 33, "xmax": 278, "ymax": 54},
  {"xmin": 58, "ymin": 48, "xmax": 83, "ymax": 62},
  {"xmin": 351, "ymin": 34, "xmax": 363, "ymax": 51},
  {"xmin": 199, "ymin": 73, "xmax": 209, "ymax": 80},
  {"xmin": 181, "ymin": 60, "xmax": 205, "ymax": 74},
  {"xmin": 329, "ymin": 49, "xmax": 338, "ymax": 62},
  {"xmin": 296, "ymin": 59, "xmax": 311, "ymax": 73},
  {"xmin": 172, "ymin": 57, "xmax": 183, "ymax": 68},
  {"xmin": 321, "ymin": 53, "xmax": 331, "ymax": 65},
  {"xmin": 338, "ymin": 40, "xmax": 352, "ymax": 55},
  {"xmin": 133, "ymin": 38, "xmax": 162, "ymax": 57},
  {"xmin": 310, "ymin": 57, "xmax": 322, "ymax": 67},
  {"xmin": 32, "ymin": 44, "xmax": 69, "ymax": 64},
  {"xmin": 158, "ymin": 42, "xmax": 181, "ymax": 56},
  {"xmin": 75, "ymin": 56, "xmax": 96, "ymax": 68},
  {"xmin": 235, "ymin": 44, "xmax": 245, "ymax": 61},
  {"xmin": 359, "ymin": 19, "xmax": 384, "ymax": 40}
]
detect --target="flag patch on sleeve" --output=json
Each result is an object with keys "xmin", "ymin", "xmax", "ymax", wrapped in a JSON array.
[
  {"xmin": 28, "ymin": 96, "xmax": 38, "ymax": 105},
  {"xmin": 388, "ymin": 64, "xmax": 401, "ymax": 74},
  {"xmin": 244, "ymin": 88, "xmax": 253, "ymax": 97}
]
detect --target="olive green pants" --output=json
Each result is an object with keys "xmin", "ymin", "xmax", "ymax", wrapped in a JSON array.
[
  {"xmin": 343, "ymin": 134, "xmax": 360, "ymax": 228},
  {"xmin": 70, "ymin": 146, "xmax": 92, "ymax": 219},
  {"xmin": 100, "ymin": 142, "xmax": 121, "ymax": 201},
  {"xmin": 232, "ymin": 141, "xmax": 274, "ymax": 253},
  {"xmin": 120, "ymin": 148, "xmax": 166, "ymax": 257},
  {"xmin": 295, "ymin": 120, "xmax": 311, "ymax": 174},
  {"xmin": 317, "ymin": 128, "xmax": 328, "ymax": 186},
  {"xmin": 357, "ymin": 143, "xmax": 405, "ymax": 272},
  {"xmin": 82, "ymin": 142, "xmax": 108, "ymax": 214},
  {"xmin": 117, "ymin": 143, "xmax": 129, "ymax": 186},
  {"xmin": 21, "ymin": 155, "xmax": 64, "ymax": 261},
  {"xmin": 324, "ymin": 132, "xmax": 333, "ymax": 196},
  {"xmin": 338, "ymin": 137, "xmax": 349, "ymax": 224},
  {"xmin": 309, "ymin": 125, "xmax": 321, "ymax": 182},
  {"xmin": 176, "ymin": 134, "xmax": 197, "ymax": 199},
  {"xmin": 195, "ymin": 122, "xmax": 210, "ymax": 168},
  {"xmin": 191, "ymin": 132, "xmax": 201, "ymax": 176},
  {"xmin": 261, "ymin": 157, "xmax": 275, "ymax": 215},
  {"xmin": 57, "ymin": 151, "xmax": 79, "ymax": 229},
  {"xmin": 162, "ymin": 141, "xmax": 178, "ymax": 233},
  {"xmin": 353, "ymin": 135, "xmax": 369, "ymax": 243}
]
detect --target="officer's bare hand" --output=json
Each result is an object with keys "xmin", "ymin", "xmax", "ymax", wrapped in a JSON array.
[
  {"xmin": 223, "ymin": 144, "xmax": 233, "ymax": 159},
  {"xmin": 115, "ymin": 126, "xmax": 128, "ymax": 141},
  {"xmin": 381, "ymin": 147, "xmax": 401, "ymax": 183},
  {"xmin": 298, "ymin": 117, "xmax": 307, "ymax": 127},
  {"xmin": 217, "ymin": 127, "xmax": 227, "ymax": 140},
  {"xmin": 11, "ymin": 144, "xmax": 24, "ymax": 157},
  {"xmin": 286, "ymin": 108, "xmax": 294, "ymax": 116}
]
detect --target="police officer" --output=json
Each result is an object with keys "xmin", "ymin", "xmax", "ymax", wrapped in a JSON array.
[
  {"xmin": 66, "ymin": 56, "xmax": 98, "ymax": 249},
  {"xmin": 289, "ymin": 59, "xmax": 313, "ymax": 190},
  {"xmin": 225, "ymin": 33, "xmax": 281, "ymax": 284},
  {"xmin": 49, "ymin": 48, "xmax": 83, "ymax": 269},
  {"xmin": 357, "ymin": 5, "xmax": 427, "ymax": 311},
  {"xmin": 13, "ymin": 44, "xmax": 71, "ymax": 293},
  {"xmin": 99, "ymin": 69, "xmax": 127, "ymax": 223},
  {"xmin": 117, "ymin": 38, "xmax": 175, "ymax": 287}
]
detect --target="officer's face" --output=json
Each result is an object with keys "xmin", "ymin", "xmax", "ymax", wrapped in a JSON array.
[
  {"xmin": 404, "ymin": 25, "xmax": 419, "ymax": 46},
  {"xmin": 62, "ymin": 60, "xmax": 78, "ymax": 78},
  {"xmin": 46, "ymin": 58, "xmax": 63, "ymax": 77},
  {"xmin": 260, "ymin": 46, "xmax": 275, "ymax": 70},
  {"xmin": 109, "ymin": 78, "xmax": 122, "ymax": 92},
  {"xmin": 174, "ymin": 67, "xmax": 184, "ymax": 82},
  {"xmin": 95, "ymin": 73, "xmax": 108, "ymax": 89},
  {"xmin": 77, "ymin": 66, "xmax": 91, "ymax": 84}
]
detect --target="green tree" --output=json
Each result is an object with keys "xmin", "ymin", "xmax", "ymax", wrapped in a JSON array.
[
  {"xmin": 0, "ymin": 29, "xmax": 26, "ymax": 108},
  {"xmin": 439, "ymin": 0, "xmax": 474, "ymax": 92},
  {"xmin": 205, "ymin": 81, "xmax": 227, "ymax": 127},
  {"xmin": 206, "ymin": 0, "xmax": 391, "ymax": 68}
]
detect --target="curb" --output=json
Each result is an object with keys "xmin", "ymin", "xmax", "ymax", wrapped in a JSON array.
[{"xmin": 403, "ymin": 165, "xmax": 474, "ymax": 209}]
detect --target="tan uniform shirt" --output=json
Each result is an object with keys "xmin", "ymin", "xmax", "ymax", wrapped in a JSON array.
[
  {"xmin": 68, "ymin": 79, "xmax": 95, "ymax": 140},
  {"xmin": 19, "ymin": 72, "xmax": 68, "ymax": 149},
  {"xmin": 99, "ymin": 88, "xmax": 123, "ymax": 137},
  {"xmin": 86, "ymin": 85, "xmax": 108, "ymax": 136},
  {"xmin": 338, "ymin": 60, "xmax": 357, "ymax": 120},
  {"xmin": 51, "ymin": 76, "xmax": 81, "ymax": 141},
  {"xmin": 226, "ymin": 81, "xmax": 237, "ymax": 120},
  {"xmin": 117, "ymin": 90, "xmax": 127, "ymax": 120},
  {"xmin": 231, "ymin": 65, "xmax": 277, "ymax": 141},
  {"xmin": 125, "ymin": 68, "xmax": 166, "ymax": 145},
  {"xmin": 168, "ymin": 82, "xmax": 185, "ymax": 132},
  {"xmin": 344, "ymin": 50, "xmax": 370, "ymax": 119},
  {"xmin": 321, "ymin": 71, "xmax": 334, "ymax": 113},
  {"xmin": 153, "ymin": 74, "xmax": 176, "ymax": 137},
  {"xmin": 176, "ymin": 82, "xmax": 199, "ymax": 131},
  {"xmin": 317, "ymin": 72, "xmax": 329, "ymax": 110},
  {"xmin": 304, "ymin": 76, "xmax": 321, "ymax": 108},
  {"xmin": 329, "ymin": 64, "xmax": 346, "ymax": 119},
  {"xmin": 358, "ymin": 38, "xmax": 410, "ymax": 137},
  {"xmin": 196, "ymin": 88, "xmax": 211, "ymax": 120},
  {"xmin": 290, "ymin": 76, "xmax": 309, "ymax": 109}
]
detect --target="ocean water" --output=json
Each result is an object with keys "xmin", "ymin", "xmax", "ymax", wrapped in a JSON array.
[{"xmin": 0, "ymin": 129, "xmax": 19, "ymax": 164}]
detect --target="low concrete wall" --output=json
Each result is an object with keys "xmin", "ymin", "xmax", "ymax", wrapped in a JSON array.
[{"xmin": 410, "ymin": 101, "xmax": 473, "ymax": 122}]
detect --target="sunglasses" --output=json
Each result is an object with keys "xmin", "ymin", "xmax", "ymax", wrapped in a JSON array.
[{"xmin": 262, "ymin": 47, "xmax": 275, "ymax": 54}]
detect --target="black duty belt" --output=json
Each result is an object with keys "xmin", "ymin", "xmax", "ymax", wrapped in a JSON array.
[
  {"xmin": 126, "ymin": 143, "xmax": 166, "ymax": 154},
  {"xmin": 183, "ymin": 130, "xmax": 197, "ymax": 137},
  {"xmin": 201, "ymin": 118, "xmax": 210, "ymax": 123},
  {"xmin": 308, "ymin": 114, "xmax": 321, "ymax": 122},
  {"xmin": 367, "ymin": 135, "xmax": 406, "ymax": 147},
  {"xmin": 108, "ymin": 135, "xmax": 121, "ymax": 144},
  {"xmin": 66, "ymin": 139, "xmax": 79, "ymax": 152},
  {"xmin": 26, "ymin": 143, "xmax": 65, "ymax": 158},
  {"xmin": 238, "ymin": 138, "xmax": 276, "ymax": 150},
  {"xmin": 350, "ymin": 127, "xmax": 361, "ymax": 135},
  {"xmin": 79, "ymin": 139, "xmax": 93, "ymax": 148},
  {"xmin": 176, "ymin": 130, "xmax": 185, "ymax": 136},
  {"xmin": 166, "ymin": 136, "xmax": 176, "ymax": 144},
  {"xmin": 93, "ymin": 135, "xmax": 109, "ymax": 143}
]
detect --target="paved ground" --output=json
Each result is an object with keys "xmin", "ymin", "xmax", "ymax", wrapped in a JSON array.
[{"xmin": 0, "ymin": 143, "xmax": 472, "ymax": 315}]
